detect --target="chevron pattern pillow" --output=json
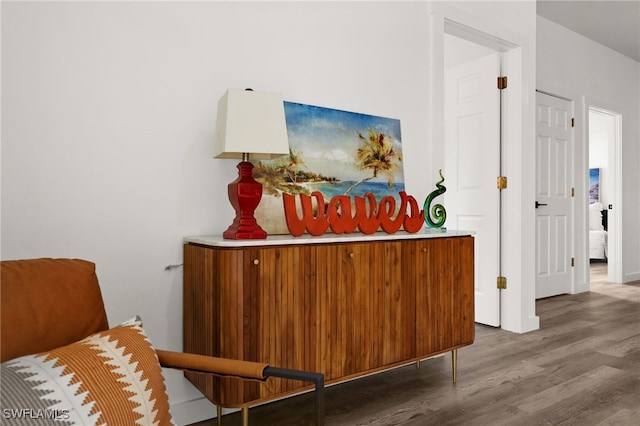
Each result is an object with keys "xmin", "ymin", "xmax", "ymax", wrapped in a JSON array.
[{"xmin": 1, "ymin": 317, "xmax": 174, "ymax": 425}]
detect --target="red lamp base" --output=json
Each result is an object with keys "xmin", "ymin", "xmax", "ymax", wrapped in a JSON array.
[{"xmin": 223, "ymin": 161, "xmax": 267, "ymax": 239}]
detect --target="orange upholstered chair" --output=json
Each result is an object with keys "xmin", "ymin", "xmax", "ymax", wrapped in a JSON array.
[{"xmin": 1, "ymin": 258, "xmax": 324, "ymax": 426}]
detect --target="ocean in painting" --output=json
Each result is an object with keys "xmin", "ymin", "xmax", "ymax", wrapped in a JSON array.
[{"xmin": 306, "ymin": 180, "xmax": 405, "ymax": 202}]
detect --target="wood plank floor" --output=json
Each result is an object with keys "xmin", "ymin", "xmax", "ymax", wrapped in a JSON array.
[{"xmin": 192, "ymin": 263, "xmax": 640, "ymax": 426}]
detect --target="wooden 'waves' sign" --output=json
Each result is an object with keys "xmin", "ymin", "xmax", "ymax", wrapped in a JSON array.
[{"xmin": 283, "ymin": 191, "xmax": 424, "ymax": 236}]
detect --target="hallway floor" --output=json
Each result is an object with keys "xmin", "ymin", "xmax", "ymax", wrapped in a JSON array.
[{"xmin": 192, "ymin": 265, "xmax": 640, "ymax": 425}]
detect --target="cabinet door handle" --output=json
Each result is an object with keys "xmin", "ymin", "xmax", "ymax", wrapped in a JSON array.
[
  {"xmin": 253, "ymin": 259, "xmax": 259, "ymax": 265},
  {"xmin": 349, "ymin": 252, "xmax": 355, "ymax": 258}
]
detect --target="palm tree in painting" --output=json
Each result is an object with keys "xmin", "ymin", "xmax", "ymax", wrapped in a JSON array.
[
  {"xmin": 254, "ymin": 149, "xmax": 314, "ymax": 196},
  {"xmin": 279, "ymin": 148, "xmax": 305, "ymax": 184},
  {"xmin": 344, "ymin": 128, "xmax": 401, "ymax": 195}
]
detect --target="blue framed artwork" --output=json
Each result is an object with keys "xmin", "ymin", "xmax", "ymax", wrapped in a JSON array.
[
  {"xmin": 254, "ymin": 101, "xmax": 405, "ymax": 234},
  {"xmin": 589, "ymin": 168, "xmax": 600, "ymax": 204}
]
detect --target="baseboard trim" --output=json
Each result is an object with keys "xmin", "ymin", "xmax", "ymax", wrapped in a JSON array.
[{"xmin": 625, "ymin": 271, "xmax": 640, "ymax": 283}]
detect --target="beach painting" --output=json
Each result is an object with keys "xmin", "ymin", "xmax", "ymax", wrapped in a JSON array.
[
  {"xmin": 254, "ymin": 101, "xmax": 405, "ymax": 235},
  {"xmin": 589, "ymin": 168, "xmax": 600, "ymax": 204}
]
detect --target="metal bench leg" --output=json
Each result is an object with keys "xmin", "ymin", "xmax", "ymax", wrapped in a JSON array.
[
  {"xmin": 217, "ymin": 406, "xmax": 222, "ymax": 426},
  {"xmin": 264, "ymin": 367, "xmax": 325, "ymax": 426}
]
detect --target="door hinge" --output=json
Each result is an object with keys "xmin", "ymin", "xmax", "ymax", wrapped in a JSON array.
[
  {"xmin": 571, "ymin": 187, "xmax": 575, "ymax": 197},
  {"xmin": 571, "ymin": 257, "xmax": 575, "ymax": 267},
  {"xmin": 497, "ymin": 176, "xmax": 508, "ymax": 190},
  {"xmin": 497, "ymin": 76, "xmax": 508, "ymax": 90},
  {"xmin": 571, "ymin": 118, "xmax": 575, "ymax": 127},
  {"xmin": 497, "ymin": 276, "xmax": 507, "ymax": 290}
]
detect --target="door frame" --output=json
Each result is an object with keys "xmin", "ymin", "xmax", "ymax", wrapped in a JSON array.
[
  {"xmin": 536, "ymin": 83, "xmax": 593, "ymax": 294},
  {"xmin": 533, "ymin": 88, "xmax": 624, "ymax": 290},
  {"xmin": 443, "ymin": 23, "xmax": 509, "ymax": 327},
  {"xmin": 586, "ymin": 100, "xmax": 623, "ymax": 283},
  {"xmin": 430, "ymin": 5, "xmax": 539, "ymax": 333}
]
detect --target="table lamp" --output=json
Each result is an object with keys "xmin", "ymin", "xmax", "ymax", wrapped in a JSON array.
[{"xmin": 214, "ymin": 88, "xmax": 290, "ymax": 239}]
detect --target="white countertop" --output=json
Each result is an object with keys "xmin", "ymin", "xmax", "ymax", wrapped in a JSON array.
[{"xmin": 184, "ymin": 229, "xmax": 474, "ymax": 247}]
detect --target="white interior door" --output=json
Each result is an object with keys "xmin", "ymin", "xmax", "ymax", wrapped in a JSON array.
[
  {"xmin": 445, "ymin": 52, "xmax": 501, "ymax": 326},
  {"xmin": 535, "ymin": 92, "xmax": 574, "ymax": 298}
]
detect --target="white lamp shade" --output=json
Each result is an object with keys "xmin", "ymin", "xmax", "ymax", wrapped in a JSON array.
[{"xmin": 214, "ymin": 89, "xmax": 290, "ymax": 160}]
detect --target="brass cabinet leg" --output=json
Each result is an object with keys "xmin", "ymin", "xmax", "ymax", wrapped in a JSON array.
[
  {"xmin": 242, "ymin": 406, "xmax": 249, "ymax": 426},
  {"xmin": 217, "ymin": 406, "xmax": 222, "ymax": 426},
  {"xmin": 452, "ymin": 349, "xmax": 458, "ymax": 383},
  {"xmin": 416, "ymin": 359, "xmax": 421, "ymax": 369}
]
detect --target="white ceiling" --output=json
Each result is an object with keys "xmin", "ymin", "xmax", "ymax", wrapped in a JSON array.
[{"xmin": 537, "ymin": 0, "xmax": 640, "ymax": 62}]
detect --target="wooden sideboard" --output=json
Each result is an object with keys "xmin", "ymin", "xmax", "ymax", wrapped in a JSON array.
[{"xmin": 183, "ymin": 231, "xmax": 474, "ymax": 408}]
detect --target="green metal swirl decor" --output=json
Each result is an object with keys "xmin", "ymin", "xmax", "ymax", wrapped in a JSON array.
[{"xmin": 424, "ymin": 169, "xmax": 447, "ymax": 228}]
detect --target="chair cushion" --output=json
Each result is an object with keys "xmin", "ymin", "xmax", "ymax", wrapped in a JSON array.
[
  {"xmin": 0, "ymin": 317, "xmax": 174, "ymax": 425},
  {"xmin": 1, "ymin": 258, "xmax": 110, "ymax": 362}
]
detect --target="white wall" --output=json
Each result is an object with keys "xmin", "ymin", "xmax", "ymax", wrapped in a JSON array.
[
  {"xmin": 1, "ymin": 2, "xmax": 434, "ymax": 423},
  {"xmin": 537, "ymin": 16, "xmax": 640, "ymax": 285},
  {"xmin": 1, "ymin": 1, "xmax": 537, "ymax": 423}
]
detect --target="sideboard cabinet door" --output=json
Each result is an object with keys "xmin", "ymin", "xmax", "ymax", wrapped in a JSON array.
[
  {"xmin": 312, "ymin": 241, "xmax": 386, "ymax": 380},
  {"xmin": 414, "ymin": 237, "xmax": 475, "ymax": 356},
  {"xmin": 183, "ymin": 244, "xmax": 249, "ymax": 406},
  {"xmin": 244, "ymin": 245, "xmax": 311, "ymax": 399}
]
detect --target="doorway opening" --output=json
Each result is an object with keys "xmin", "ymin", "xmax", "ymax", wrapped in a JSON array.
[
  {"xmin": 442, "ymin": 21, "xmax": 516, "ymax": 327},
  {"xmin": 444, "ymin": 32, "xmax": 500, "ymax": 326},
  {"xmin": 587, "ymin": 106, "xmax": 622, "ymax": 284}
]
